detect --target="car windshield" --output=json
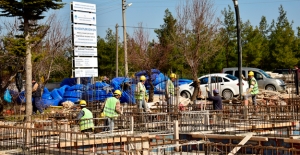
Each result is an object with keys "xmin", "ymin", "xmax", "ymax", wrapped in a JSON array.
[
  {"xmin": 225, "ymin": 74, "xmax": 238, "ymax": 80},
  {"xmin": 259, "ymin": 69, "xmax": 272, "ymax": 78}
]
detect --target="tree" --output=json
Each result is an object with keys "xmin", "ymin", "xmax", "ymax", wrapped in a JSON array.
[
  {"xmin": 268, "ymin": 5, "xmax": 298, "ymax": 69},
  {"xmin": 127, "ymin": 23, "xmax": 168, "ymax": 102},
  {"xmin": 32, "ymin": 14, "xmax": 72, "ymax": 85},
  {"xmin": 175, "ymin": 0, "xmax": 223, "ymax": 101},
  {"xmin": 241, "ymin": 21, "xmax": 264, "ymax": 67},
  {"xmin": 0, "ymin": 0, "xmax": 65, "ymax": 118},
  {"xmin": 97, "ymin": 28, "xmax": 120, "ymax": 78},
  {"xmin": 258, "ymin": 16, "xmax": 271, "ymax": 69},
  {"xmin": 219, "ymin": 5, "xmax": 237, "ymax": 68}
]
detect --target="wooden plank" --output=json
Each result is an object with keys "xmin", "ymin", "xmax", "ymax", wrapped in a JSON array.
[
  {"xmin": 228, "ymin": 134, "xmax": 252, "ymax": 155},
  {"xmin": 191, "ymin": 134, "xmax": 268, "ymax": 142},
  {"xmin": 284, "ymin": 138, "xmax": 300, "ymax": 144}
]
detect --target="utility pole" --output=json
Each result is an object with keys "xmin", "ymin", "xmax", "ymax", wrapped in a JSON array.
[
  {"xmin": 122, "ymin": 0, "xmax": 128, "ymax": 77},
  {"xmin": 116, "ymin": 24, "xmax": 119, "ymax": 77},
  {"xmin": 233, "ymin": 0, "xmax": 243, "ymax": 97}
]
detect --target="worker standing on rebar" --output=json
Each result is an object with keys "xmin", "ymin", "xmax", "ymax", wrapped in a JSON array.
[
  {"xmin": 165, "ymin": 73, "xmax": 177, "ymax": 112},
  {"xmin": 241, "ymin": 71, "xmax": 259, "ymax": 111},
  {"xmin": 100, "ymin": 90, "xmax": 123, "ymax": 132},
  {"xmin": 206, "ymin": 87, "xmax": 222, "ymax": 110},
  {"xmin": 77, "ymin": 100, "xmax": 95, "ymax": 133},
  {"xmin": 135, "ymin": 75, "xmax": 151, "ymax": 112}
]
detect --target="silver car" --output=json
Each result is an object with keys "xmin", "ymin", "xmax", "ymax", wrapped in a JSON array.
[
  {"xmin": 222, "ymin": 67, "xmax": 286, "ymax": 92},
  {"xmin": 179, "ymin": 73, "xmax": 249, "ymax": 100}
]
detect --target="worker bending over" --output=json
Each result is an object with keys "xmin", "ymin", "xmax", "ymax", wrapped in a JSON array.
[{"xmin": 77, "ymin": 100, "xmax": 94, "ymax": 133}]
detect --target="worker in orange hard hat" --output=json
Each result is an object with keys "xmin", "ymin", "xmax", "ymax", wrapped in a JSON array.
[
  {"xmin": 241, "ymin": 71, "xmax": 259, "ymax": 112},
  {"xmin": 135, "ymin": 75, "xmax": 151, "ymax": 112}
]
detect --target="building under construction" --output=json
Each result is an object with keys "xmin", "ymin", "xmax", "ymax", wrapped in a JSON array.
[{"xmin": 1, "ymin": 74, "xmax": 300, "ymax": 155}]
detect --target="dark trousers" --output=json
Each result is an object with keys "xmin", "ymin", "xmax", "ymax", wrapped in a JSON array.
[{"xmin": 32, "ymin": 97, "xmax": 43, "ymax": 114}]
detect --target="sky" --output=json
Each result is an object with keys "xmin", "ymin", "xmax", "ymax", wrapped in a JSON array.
[
  {"xmin": 52, "ymin": 0, "xmax": 300, "ymax": 41},
  {"xmin": 2, "ymin": 0, "xmax": 300, "ymax": 40}
]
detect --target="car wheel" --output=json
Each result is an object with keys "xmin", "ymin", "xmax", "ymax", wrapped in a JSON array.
[
  {"xmin": 265, "ymin": 85, "xmax": 276, "ymax": 91},
  {"xmin": 180, "ymin": 91, "xmax": 191, "ymax": 99},
  {"xmin": 222, "ymin": 89, "xmax": 233, "ymax": 100}
]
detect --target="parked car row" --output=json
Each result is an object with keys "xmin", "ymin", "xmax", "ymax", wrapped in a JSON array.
[{"xmin": 179, "ymin": 67, "xmax": 287, "ymax": 100}]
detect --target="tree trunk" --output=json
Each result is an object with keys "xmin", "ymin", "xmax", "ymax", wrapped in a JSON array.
[{"xmin": 24, "ymin": 19, "xmax": 32, "ymax": 121}]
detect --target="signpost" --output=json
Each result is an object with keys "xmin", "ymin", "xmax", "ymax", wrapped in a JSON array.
[{"xmin": 71, "ymin": 1, "xmax": 98, "ymax": 78}]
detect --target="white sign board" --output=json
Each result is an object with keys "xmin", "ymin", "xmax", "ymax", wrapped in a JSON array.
[
  {"xmin": 75, "ymin": 69, "xmax": 98, "ymax": 77},
  {"xmin": 75, "ymin": 57, "xmax": 98, "ymax": 67},
  {"xmin": 72, "ymin": 1, "xmax": 96, "ymax": 13},
  {"xmin": 73, "ymin": 24, "xmax": 97, "ymax": 46},
  {"xmin": 72, "ymin": 12, "xmax": 96, "ymax": 25},
  {"xmin": 74, "ymin": 47, "xmax": 97, "ymax": 56}
]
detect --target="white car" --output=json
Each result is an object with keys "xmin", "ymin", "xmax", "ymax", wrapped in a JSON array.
[{"xmin": 179, "ymin": 73, "xmax": 249, "ymax": 100}]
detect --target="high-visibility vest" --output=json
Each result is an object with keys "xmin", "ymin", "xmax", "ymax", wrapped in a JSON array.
[
  {"xmin": 249, "ymin": 78, "xmax": 259, "ymax": 95},
  {"xmin": 166, "ymin": 79, "xmax": 175, "ymax": 95},
  {"xmin": 135, "ymin": 82, "xmax": 147, "ymax": 100},
  {"xmin": 104, "ymin": 97, "xmax": 119, "ymax": 118},
  {"xmin": 79, "ymin": 108, "xmax": 94, "ymax": 131}
]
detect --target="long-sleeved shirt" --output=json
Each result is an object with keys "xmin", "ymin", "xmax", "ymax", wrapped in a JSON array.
[
  {"xmin": 100, "ymin": 97, "xmax": 122, "ymax": 114},
  {"xmin": 207, "ymin": 91, "xmax": 222, "ymax": 110}
]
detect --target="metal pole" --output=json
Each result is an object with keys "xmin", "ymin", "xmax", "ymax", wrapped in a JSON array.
[
  {"xmin": 233, "ymin": 0, "xmax": 243, "ymax": 97},
  {"xmin": 116, "ymin": 24, "xmax": 119, "ymax": 77},
  {"xmin": 122, "ymin": 0, "xmax": 128, "ymax": 77}
]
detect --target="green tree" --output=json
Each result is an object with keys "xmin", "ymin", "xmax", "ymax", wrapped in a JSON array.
[
  {"xmin": 97, "ymin": 28, "xmax": 120, "ymax": 78},
  {"xmin": 258, "ymin": 16, "xmax": 271, "ymax": 69},
  {"xmin": 268, "ymin": 5, "xmax": 298, "ymax": 69},
  {"xmin": 241, "ymin": 21, "xmax": 264, "ymax": 67},
  {"xmin": 219, "ymin": 5, "xmax": 237, "ymax": 68},
  {"xmin": 154, "ymin": 9, "xmax": 185, "ymax": 76},
  {"xmin": 0, "ymin": 0, "xmax": 65, "ymax": 118}
]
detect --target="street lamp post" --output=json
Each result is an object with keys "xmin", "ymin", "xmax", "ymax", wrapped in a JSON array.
[
  {"xmin": 232, "ymin": 0, "xmax": 243, "ymax": 98},
  {"xmin": 122, "ymin": 0, "xmax": 132, "ymax": 77}
]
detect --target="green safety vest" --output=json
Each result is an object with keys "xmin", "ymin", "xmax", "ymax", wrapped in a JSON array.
[
  {"xmin": 135, "ymin": 82, "xmax": 147, "ymax": 100},
  {"xmin": 249, "ymin": 78, "xmax": 259, "ymax": 95},
  {"xmin": 79, "ymin": 108, "xmax": 94, "ymax": 131},
  {"xmin": 104, "ymin": 97, "xmax": 119, "ymax": 118},
  {"xmin": 167, "ymin": 79, "xmax": 175, "ymax": 95}
]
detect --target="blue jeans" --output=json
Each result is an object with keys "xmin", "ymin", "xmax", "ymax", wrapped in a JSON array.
[
  {"xmin": 104, "ymin": 117, "xmax": 114, "ymax": 133},
  {"xmin": 136, "ymin": 99, "xmax": 149, "ymax": 112},
  {"xmin": 244, "ymin": 94, "xmax": 257, "ymax": 106}
]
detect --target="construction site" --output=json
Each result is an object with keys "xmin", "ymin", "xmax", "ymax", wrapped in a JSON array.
[{"xmin": 1, "ymin": 73, "xmax": 300, "ymax": 155}]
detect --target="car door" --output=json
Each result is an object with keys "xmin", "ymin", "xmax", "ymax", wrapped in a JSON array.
[
  {"xmin": 199, "ymin": 76, "xmax": 209, "ymax": 96},
  {"xmin": 208, "ymin": 76, "xmax": 223, "ymax": 93},
  {"xmin": 253, "ymin": 71, "xmax": 264, "ymax": 88}
]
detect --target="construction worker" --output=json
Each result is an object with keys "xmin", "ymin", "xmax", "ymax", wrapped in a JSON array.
[
  {"xmin": 135, "ymin": 75, "xmax": 151, "ymax": 112},
  {"xmin": 165, "ymin": 73, "xmax": 177, "ymax": 112},
  {"xmin": 242, "ymin": 71, "xmax": 259, "ymax": 110},
  {"xmin": 206, "ymin": 87, "xmax": 222, "ymax": 110},
  {"xmin": 77, "ymin": 100, "xmax": 94, "ymax": 133},
  {"xmin": 100, "ymin": 90, "xmax": 123, "ymax": 132},
  {"xmin": 32, "ymin": 79, "xmax": 44, "ymax": 114}
]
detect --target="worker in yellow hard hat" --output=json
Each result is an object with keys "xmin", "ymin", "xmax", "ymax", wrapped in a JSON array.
[
  {"xmin": 135, "ymin": 75, "xmax": 151, "ymax": 112},
  {"xmin": 165, "ymin": 73, "xmax": 177, "ymax": 112},
  {"xmin": 241, "ymin": 71, "xmax": 259, "ymax": 112},
  {"xmin": 100, "ymin": 90, "xmax": 123, "ymax": 132},
  {"xmin": 77, "ymin": 100, "xmax": 94, "ymax": 133}
]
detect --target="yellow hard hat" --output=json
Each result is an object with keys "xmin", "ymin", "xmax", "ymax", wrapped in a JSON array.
[
  {"xmin": 114, "ymin": 90, "xmax": 122, "ymax": 96},
  {"xmin": 170, "ymin": 73, "xmax": 177, "ymax": 78},
  {"xmin": 140, "ymin": 75, "xmax": 146, "ymax": 81},
  {"xmin": 248, "ymin": 71, "xmax": 254, "ymax": 76},
  {"xmin": 79, "ymin": 100, "xmax": 87, "ymax": 106}
]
